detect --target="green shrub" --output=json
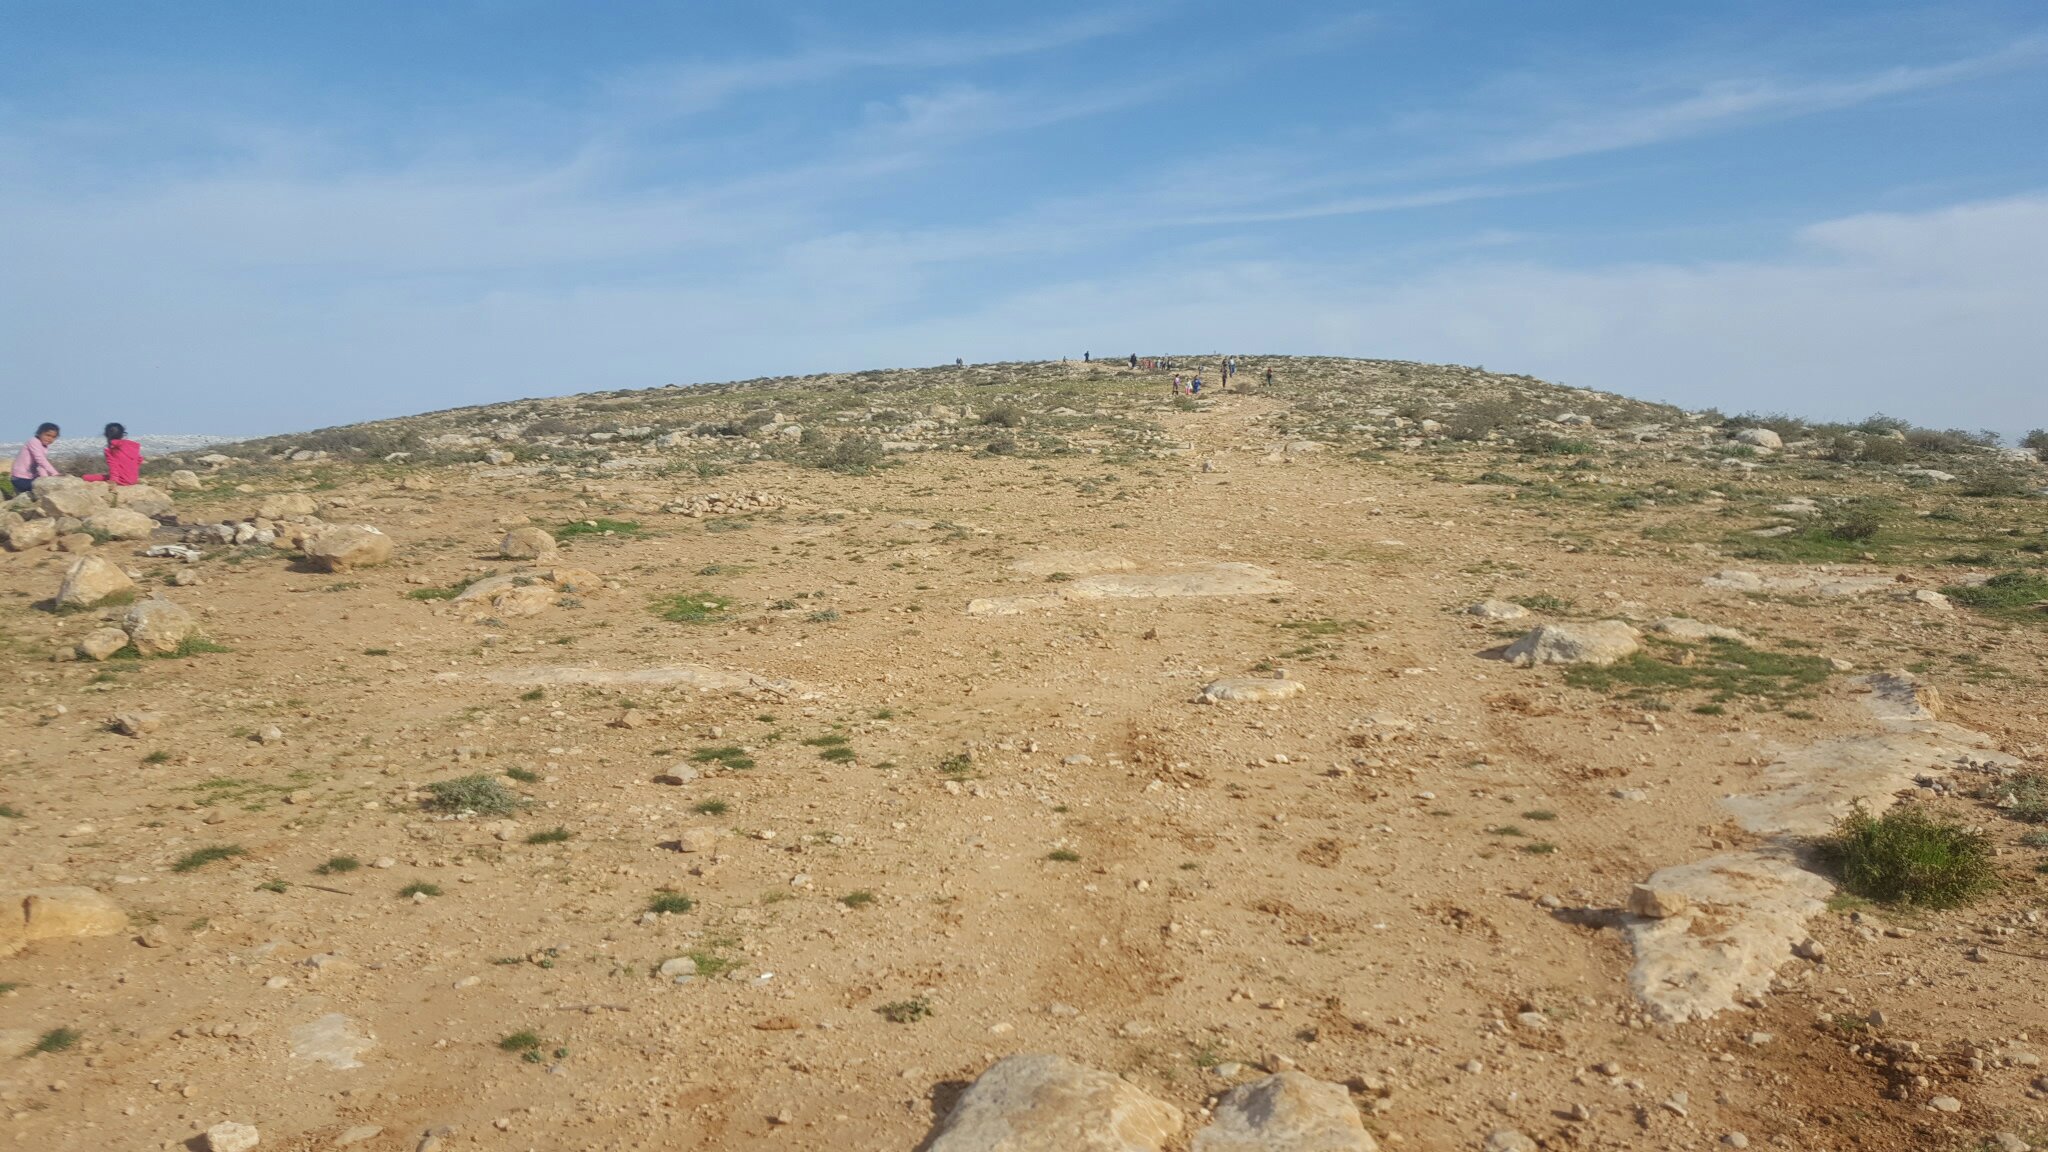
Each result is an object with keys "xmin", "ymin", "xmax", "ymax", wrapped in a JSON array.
[
  {"xmin": 1945, "ymin": 571, "xmax": 2048, "ymax": 619},
  {"xmin": 652, "ymin": 592, "xmax": 732, "ymax": 623},
  {"xmin": 421, "ymin": 774, "xmax": 527, "ymax": 816},
  {"xmin": 1821, "ymin": 805, "xmax": 1997, "ymax": 908},
  {"xmin": 173, "ymin": 844, "xmax": 246, "ymax": 873}
]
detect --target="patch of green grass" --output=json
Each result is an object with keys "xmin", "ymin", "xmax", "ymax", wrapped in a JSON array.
[
  {"xmin": 33, "ymin": 1027, "xmax": 80, "ymax": 1054},
  {"xmin": 1510, "ymin": 593, "xmax": 1574, "ymax": 614},
  {"xmin": 173, "ymin": 844, "xmax": 246, "ymax": 873},
  {"xmin": 555, "ymin": 518, "xmax": 642, "ymax": 540},
  {"xmin": 257, "ymin": 879, "xmax": 289, "ymax": 893},
  {"xmin": 1821, "ymin": 805, "xmax": 1998, "ymax": 909},
  {"xmin": 692, "ymin": 799, "xmax": 730, "ymax": 816},
  {"xmin": 878, "ymin": 997, "xmax": 932, "ymax": 1024},
  {"xmin": 652, "ymin": 591, "xmax": 733, "ymax": 623},
  {"xmin": 690, "ymin": 745, "xmax": 755, "ymax": 770},
  {"xmin": 688, "ymin": 950, "xmax": 740, "ymax": 977},
  {"xmin": 151, "ymin": 635, "xmax": 231, "ymax": 659},
  {"xmin": 498, "ymin": 1030, "xmax": 542, "ymax": 1052},
  {"xmin": 398, "ymin": 881, "xmax": 443, "ymax": 898},
  {"xmin": 143, "ymin": 750, "xmax": 172, "ymax": 764},
  {"xmin": 315, "ymin": 855, "xmax": 361, "ymax": 875},
  {"xmin": 525, "ymin": 826, "xmax": 572, "ymax": 845},
  {"xmin": 1946, "ymin": 571, "xmax": 2048, "ymax": 621},
  {"xmin": 840, "ymin": 889, "xmax": 876, "ymax": 908},
  {"xmin": 803, "ymin": 733, "xmax": 849, "ymax": 747},
  {"xmin": 647, "ymin": 892, "xmax": 695, "ymax": 915},
  {"xmin": 409, "ymin": 573, "xmax": 485, "ymax": 602},
  {"xmin": 1521, "ymin": 809, "xmax": 1557, "ymax": 822},
  {"xmin": 1489, "ymin": 824, "xmax": 1526, "ymax": 838},
  {"xmin": 519, "ymin": 688, "xmax": 545, "ymax": 701},
  {"xmin": 1520, "ymin": 841, "xmax": 1558, "ymax": 855},
  {"xmin": 817, "ymin": 745, "xmax": 855, "ymax": 762},
  {"xmin": 1982, "ymin": 773, "xmax": 2048, "ymax": 824},
  {"xmin": 0, "ymin": 804, "xmax": 20, "ymax": 819},
  {"xmin": 1692, "ymin": 703, "xmax": 1727, "ymax": 716},
  {"xmin": 1278, "ymin": 618, "xmax": 1372, "ymax": 637},
  {"xmin": 421, "ymin": 773, "xmax": 528, "ymax": 816},
  {"xmin": 362, "ymin": 647, "xmax": 390, "ymax": 656},
  {"xmin": 1046, "ymin": 848, "xmax": 1082, "ymax": 863},
  {"xmin": 1565, "ymin": 638, "xmax": 1832, "ymax": 704},
  {"xmin": 937, "ymin": 753, "xmax": 973, "ymax": 778},
  {"xmin": 504, "ymin": 766, "xmax": 541, "ymax": 783}
]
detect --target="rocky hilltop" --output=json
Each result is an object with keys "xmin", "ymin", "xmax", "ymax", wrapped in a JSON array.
[{"xmin": 2, "ymin": 355, "xmax": 2045, "ymax": 1152}]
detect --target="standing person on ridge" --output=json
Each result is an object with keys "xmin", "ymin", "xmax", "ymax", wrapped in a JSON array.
[{"xmin": 10, "ymin": 423, "xmax": 60, "ymax": 496}]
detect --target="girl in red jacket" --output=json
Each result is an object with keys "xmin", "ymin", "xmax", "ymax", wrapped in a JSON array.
[{"xmin": 85, "ymin": 423, "xmax": 144, "ymax": 485}]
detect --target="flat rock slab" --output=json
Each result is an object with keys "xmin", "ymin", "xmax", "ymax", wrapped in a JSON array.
[
  {"xmin": 1503, "ymin": 621, "xmax": 1639, "ymax": 666},
  {"xmin": 485, "ymin": 664, "xmax": 805, "ymax": 697},
  {"xmin": 1649, "ymin": 617, "xmax": 1752, "ymax": 644},
  {"xmin": 968, "ymin": 563, "xmax": 1290, "ymax": 616},
  {"xmin": 1624, "ymin": 849, "xmax": 1834, "ymax": 1023},
  {"xmin": 1199, "ymin": 678, "xmax": 1307, "ymax": 704},
  {"xmin": 1722, "ymin": 732, "xmax": 1990, "ymax": 838},
  {"xmin": 925, "ymin": 1052, "xmax": 1183, "ymax": 1152},
  {"xmin": 289, "ymin": 1013, "xmax": 377, "ymax": 1070},
  {"xmin": 1192, "ymin": 1072, "xmax": 1378, "ymax": 1151},
  {"xmin": 1702, "ymin": 569, "xmax": 1896, "ymax": 597},
  {"xmin": 1624, "ymin": 672, "xmax": 2014, "ymax": 1023},
  {"xmin": 1008, "ymin": 551, "xmax": 1138, "ymax": 577},
  {"xmin": 1465, "ymin": 599, "xmax": 1528, "ymax": 621}
]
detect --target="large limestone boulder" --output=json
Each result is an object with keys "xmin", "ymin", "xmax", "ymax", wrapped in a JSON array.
[
  {"xmin": 124, "ymin": 598, "xmax": 200, "ymax": 656},
  {"xmin": 1732, "ymin": 427, "xmax": 1783, "ymax": 450},
  {"xmin": 926, "ymin": 1053, "xmax": 1184, "ymax": 1152},
  {"xmin": 4, "ymin": 518, "xmax": 57, "ymax": 551},
  {"xmin": 85, "ymin": 507, "xmax": 158, "ymax": 541},
  {"xmin": 36, "ymin": 478, "xmax": 109, "ymax": 519},
  {"xmin": 169, "ymin": 470, "xmax": 203, "ymax": 491},
  {"xmin": 1504, "ymin": 621, "xmax": 1640, "ymax": 667},
  {"xmin": 500, "ymin": 526, "xmax": 558, "ymax": 560},
  {"xmin": 111, "ymin": 483, "xmax": 176, "ymax": 518},
  {"xmin": 55, "ymin": 555, "xmax": 137, "ymax": 608},
  {"xmin": 545, "ymin": 567, "xmax": 605, "ymax": 595},
  {"xmin": 1, "ymin": 886, "xmax": 128, "ymax": 957},
  {"xmin": 257, "ymin": 492, "xmax": 320, "ymax": 520},
  {"xmin": 1192, "ymin": 1073, "xmax": 1378, "ymax": 1152},
  {"xmin": 303, "ymin": 525, "xmax": 393, "ymax": 572},
  {"xmin": 77, "ymin": 627, "xmax": 132, "ymax": 661}
]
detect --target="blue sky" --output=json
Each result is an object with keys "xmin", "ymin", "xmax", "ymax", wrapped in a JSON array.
[{"xmin": 3, "ymin": 1, "xmax": 2045, "ymax": 441}]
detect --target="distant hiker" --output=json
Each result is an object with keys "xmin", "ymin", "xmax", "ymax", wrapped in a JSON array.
[
  {"xmin": 1129, "ymin": 353, "xmax": 1138, "ymax": 369},
  {"xmin": 1265, "ymin": 366, "xmax": 1273, "ymax": 387},
  {"xmin": 10, "ymin": 422, "xmax": 60, "ymax": 496},
  {"xmin": 1172, "ymin": 374, "xmax": 1183, "ymax": 394},
  {"xmin": 1190, "ymin": 376, "xmax": 1203, "ymax": 396},
  {"xmin": 1084, "ymin": 351, "xmax": 1090, "ymax": 362},
  {"xmin": 87, "ymin": 423, "xmax": 143, "ymax": 486}
]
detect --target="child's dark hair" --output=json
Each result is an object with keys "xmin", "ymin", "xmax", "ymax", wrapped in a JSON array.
[
  {"xmin": 104, "ymin": 423, "xmax": 126, "ymax": 441},
  {"xmin": 36, "ymin": 422, "xmax": 58, "ymax": 437}
]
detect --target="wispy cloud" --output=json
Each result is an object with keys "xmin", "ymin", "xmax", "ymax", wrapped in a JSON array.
[
  {"xmin": 605, "ymin": 7, "xmax": 1154, "ymax": 120},
  {"xmin": 1480, "ymin": 37, "xmax": 2048, "ymax": 167}
]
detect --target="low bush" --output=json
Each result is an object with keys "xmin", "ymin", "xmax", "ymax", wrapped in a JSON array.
[{"xmin": 1821, "ymin": 805, "xmax": 1997, "ymax": 908}]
